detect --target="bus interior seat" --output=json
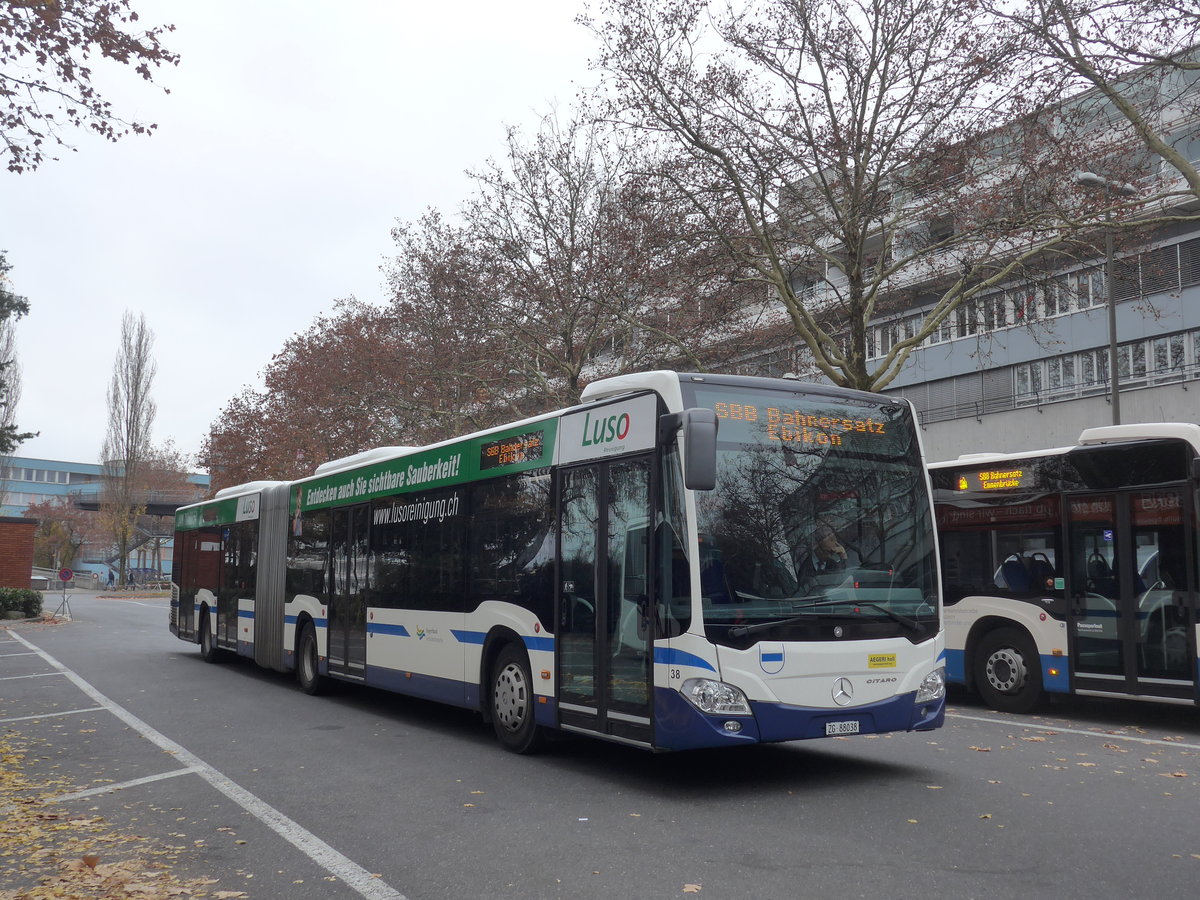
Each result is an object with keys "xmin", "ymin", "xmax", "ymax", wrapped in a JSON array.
[
  {"xmin": 1028, "ymin": 556, "xmax": 1056, "ymax": 588},
  {"xmin": 1086, "ymin": 553, "xmax": 1111, "ymax": 578},
  {"xmin": 1000, "ymin": 558, "xmax": 1032, "ymax": 594}
]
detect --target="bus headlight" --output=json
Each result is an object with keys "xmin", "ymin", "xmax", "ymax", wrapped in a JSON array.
[
  {"xmin": 915, "ymin": 666, "xmax": 946, "ymax": 703},
  {"xmin": 681, "ymin": 678, "xmax": 752, "ymax": 716}
]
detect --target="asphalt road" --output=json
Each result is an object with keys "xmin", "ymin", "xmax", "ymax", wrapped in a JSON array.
[{"xmin": 3, "ymin": 591, "xmax": 1200, "ymax": 899}]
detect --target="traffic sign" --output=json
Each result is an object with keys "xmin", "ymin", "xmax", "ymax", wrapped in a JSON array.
[{"xmin": 58, "ymin": 567, "xmax": 73, "ymax": 582}]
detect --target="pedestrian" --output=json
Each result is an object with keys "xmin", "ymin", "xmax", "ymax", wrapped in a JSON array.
[{"xmin": 107, "ymin": 570, "xmax": 114, "ymax": 591}]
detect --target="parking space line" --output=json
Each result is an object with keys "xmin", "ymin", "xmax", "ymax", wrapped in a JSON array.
[
  {"xmin": 53, "ymin": 766, "xmax": 206, "ymax": 802},
  {"xmin": 8, "ymin": 630, "xmax": 408, "ymax": 900},
  {"xmin": 948, "ymin": 711, "xmax": 1200, "ymax": 751},
  {"xmin": 0, "ymin": 706, "xmax": 106, "ymax": 724},
  {"xmin": 0, "ymin": 672, "xmax": 66, "ymax": 681},
  {"xmin": 0, "ymin": 651, "xmax": 40, "ymax": 657}
]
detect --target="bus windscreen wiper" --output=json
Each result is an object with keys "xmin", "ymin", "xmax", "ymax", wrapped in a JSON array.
[{"xmin": 727, "ymin": 598, "xmax": 925, "ymax": 638}]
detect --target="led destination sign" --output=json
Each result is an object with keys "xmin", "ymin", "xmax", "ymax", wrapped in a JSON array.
[
  {"xmin": 684, "ymin": 384, "xmax": 905, "ymax": 454},
  {"xmin": 954, "ymin": 468, "xmax": 1030, "ymax": 492},
  {"xmin": 480, "ymin": 430, "xmax": 545, "ymax": 470}
]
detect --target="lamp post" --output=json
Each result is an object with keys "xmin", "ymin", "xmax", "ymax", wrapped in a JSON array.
[{"xmin": 1076, "ymin": 171, "xmax": 1137, "ymax": 425}]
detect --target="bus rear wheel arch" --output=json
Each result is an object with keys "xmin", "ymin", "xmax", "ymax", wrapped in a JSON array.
[{"xmin": 973, "ymin": 626, "xmax": 1042, "ymax": 714}]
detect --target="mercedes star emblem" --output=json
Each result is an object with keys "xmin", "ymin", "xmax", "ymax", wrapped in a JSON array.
[{"xmin": 832, "ymin": 677, "xmax": 854, "ymax": 706}]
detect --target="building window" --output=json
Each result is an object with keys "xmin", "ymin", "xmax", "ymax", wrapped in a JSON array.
[
  {"xmin": 1080, "ymin": 348, "xmax": 1109, "ymax": 388},
  {"xmin": 1015, "ymin": 362, "xmax": 1044, "ymax": 401},
  {"xmin": 1117, "ymin": 342, "xmax": 1147, "ymax": 380},
  {"xmin": 955, "ymin": 300, "xmax": 978, "ymax": 338},
  {"xmin": 1071, "ymin": 267, "xmax": 1105, "ymax": 307},
  {"xmin": 1150, "ymin": 335, "xmax": 1185, "ymax": 378},
  {"xmin": 1040, "ymin": 277, "xmax": 1071, "ymax": 316},
  {"xmin": 1048, "ymin": 355, "xmax": 1076, "ymax": 393},
  {"xmin": 1010, "ymin": 287, "xmax": 1037, "ymax": 323}
]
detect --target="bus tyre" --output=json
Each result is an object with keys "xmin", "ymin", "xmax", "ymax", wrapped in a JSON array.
[
  {"xmin": 199, "ymin": 611, "xmax": 218, "ymax": 663},
  {"xmin": 297, "ymin": 623, "xmax": 327, "ymax": 696},
  {"xmin": 491, "ymin": 644, "xmax": 545, "ymax": 754},
  {"xmin": 975, "ymin": 627, "xmax": 1042, "ymax": 714}
]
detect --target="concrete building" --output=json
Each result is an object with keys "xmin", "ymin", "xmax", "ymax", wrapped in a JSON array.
[
  {"xmin": 0, "ymin": 456, "xmax": 210, "ymax": 580},
  {"xmin": 730, "ymin": 68, "xmax": 1200, "ymax": 464}
]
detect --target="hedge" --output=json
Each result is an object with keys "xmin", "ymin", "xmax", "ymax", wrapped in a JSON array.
[{"xmin": 0, "ymin": 587, "xmax": 43, "ymax": 618}]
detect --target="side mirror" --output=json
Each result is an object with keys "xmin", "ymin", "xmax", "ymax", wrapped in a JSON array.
[{"xmin": 659, "ymin": 408, "xmax": 719, "ymax": 491}]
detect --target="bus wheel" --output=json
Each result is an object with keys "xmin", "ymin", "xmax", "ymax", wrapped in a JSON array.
[
  {"xmin": 491, "ymin": 644, "xmax": 545, "ymax": 754},
  {"xmin": 975, "ymin": 627, "xmax": 1042, "ymax": 714},
  {"xmin": 199, "ymin": 611, "xmax": 218, "ymax": 663},
  {"xmin": 297, "ymin": 623, "xmax": 327, "ymax": 696}
]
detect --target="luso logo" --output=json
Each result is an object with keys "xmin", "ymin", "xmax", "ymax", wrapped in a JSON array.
[{"xmin": 580, "ymin": 411, "xmax": 632, "ymax": 447}]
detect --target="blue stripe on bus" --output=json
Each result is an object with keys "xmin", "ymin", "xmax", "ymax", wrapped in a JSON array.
[
  {"xmin": 761, "ymin": 652, "xmax": 784, "ymax": 663},
  {"xmin": 653, "ymin": 647, "xmax": 717, "ymax": 672},
  {"xmin": 284, "ymin": 614, "xmax": 328, "ymax": 628},
  {"xmin": 452, "ymin": 630, "xmax": 486, "ymax": 645},
  {"xmin": 523, "ymin": 635, "xmax": 554, "ymax": 652},
  {"xmin": 367, "ymin": 623, "xmax": 410, "ymax": 637},
  {"xmin": 238, "ymin": 610, "xmax": 254, "ymax": 619}
]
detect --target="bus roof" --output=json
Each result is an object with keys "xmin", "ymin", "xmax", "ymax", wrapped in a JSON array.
[
  {"xmin": 929, "ymin": 422, "xmax": 1200, "ymax": 470},
  {"xmin": 1078, "ymin": 422, "xmax": 1200, "ymax": 453}
]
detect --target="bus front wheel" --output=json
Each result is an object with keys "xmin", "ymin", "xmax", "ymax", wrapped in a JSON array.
[
  {"xmin": 491, "ymin": 644, "xmax": 545, "ymax": 754},
  {"xmin": 297, "ymin": 623, "xmax": 327, "ymax": 696},
  {"xmin": 975, "ymin": 627, "xmax": 1042, "ymax": 714}
]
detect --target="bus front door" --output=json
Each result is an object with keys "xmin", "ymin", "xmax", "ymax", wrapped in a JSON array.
[
  {"xmin": 557, "ymin": 457, "xmax": 654, "ymax": 746},
  {"xmin": 1067, "ymin": 489, "xmax": 1195, "ymax": 700},
  {"xmin": 328, "ymin": 504, "xmax": 369, "ymax": 678}
]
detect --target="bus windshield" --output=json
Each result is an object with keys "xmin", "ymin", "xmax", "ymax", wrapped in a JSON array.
[{"xmin": 682, "ymin": 381, "xmax": 938, "ymax": 647}]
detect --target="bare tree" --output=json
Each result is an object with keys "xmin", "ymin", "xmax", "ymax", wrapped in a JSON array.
[
  {"xmin": 0, "ymin": 252, "xmax": 33, "ymax": 455},
  {"xmin": 101, "ymin": 311, "xmax": 156, "ymax": 586},
  {"xmin": 387, "ymin": 107, "xmax": 756, "ymax": 424},
  {"xmin": 987, "ymin": 0, "xmax": 1200, "ymax": 207},
  {"xmin": 0, "ymin": 307, "xmax": 23, "ymax": 511},
  {"xmin": 586, "ymin": 0, "xmax": 1115, "ymax": 392},
  {"xmin": 1, "ymin": 0, "xmax": 178, "ymax": 172}
]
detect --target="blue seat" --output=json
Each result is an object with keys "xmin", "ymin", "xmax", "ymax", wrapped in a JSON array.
[{"xmin": 1000, "ymin": 558, "xmax": 1032, "ymax": 593}]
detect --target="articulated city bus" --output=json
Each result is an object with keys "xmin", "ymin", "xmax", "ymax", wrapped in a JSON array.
[
  {"xmin": 931, "ymin": 423, "xmax": 1200, "ymax": 712},
  {"xmin": 172, "ymin": 371, "xmax": 945, "ymax": 752}
]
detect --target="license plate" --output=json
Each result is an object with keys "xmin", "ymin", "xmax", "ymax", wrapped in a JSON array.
[{"xmin": 825, "ymin": 720, "xmax": 860, "ymax": 736}]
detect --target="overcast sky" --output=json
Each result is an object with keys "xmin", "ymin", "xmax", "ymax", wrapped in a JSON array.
[{"xmin": 1, "ymin": 0, "xmax": 597, "ymax": 468}]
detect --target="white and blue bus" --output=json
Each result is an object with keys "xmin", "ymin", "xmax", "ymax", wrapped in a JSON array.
[
  {"xmin": 172, "ymin": 371, "xmax": 945, "ymax": 752},
  {"xmin": 931, "ymin": 423, "xmax": 1200, "ymax": 713}
]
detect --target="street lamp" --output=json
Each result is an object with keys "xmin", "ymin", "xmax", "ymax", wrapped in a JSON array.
[{"xmin": 1076, "ymin": 171, "xmax": 1138, "ymax": 425}]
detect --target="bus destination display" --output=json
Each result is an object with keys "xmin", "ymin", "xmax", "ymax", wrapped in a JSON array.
[
  {"xmin": 479, "ymin": 429, "xmax": 545, "ymax": 471},
  {"xmin": 953, "ymin": 468, "xmax": 1030, "ymax": 492},
  {"xmin": 710, "ymin": 400, "xmax": 892, "ymax": 448}
]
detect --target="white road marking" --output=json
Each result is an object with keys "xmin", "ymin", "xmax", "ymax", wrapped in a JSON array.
[
  {"xmin": 0, "ymin": 706, "xmax": 106, "ymax": 724},
  {"xmin": 53, "ymin": 766, "xmax": 206, "ymax": 802},
  {"xmin": 0, "ymin": 671, "xmax": 65, "ymax": 681},
  {"xmin": 948, "ymin": 710, "xmax": 1200, "ymax": 751},
  {"xmin": 9, "ymin": 630, "xmax": 407, "ymax": 900}
]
